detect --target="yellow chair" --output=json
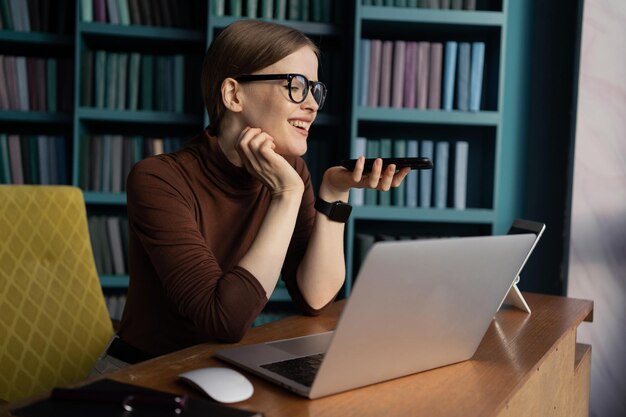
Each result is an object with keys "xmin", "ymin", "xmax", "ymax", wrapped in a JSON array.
[{"xmin": 0, "ymin": 185, "xmax": 113, "ymax": 402}]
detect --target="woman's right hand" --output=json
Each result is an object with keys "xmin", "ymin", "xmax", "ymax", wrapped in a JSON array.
[{"xmin": 236, "ymin": 127, "xmax": 304, "ymax": 197}]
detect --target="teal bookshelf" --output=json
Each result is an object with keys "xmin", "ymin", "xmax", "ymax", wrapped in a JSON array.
[
  {"xmin": 344, "ymin": 0, "xmax": 525, "ymax": 282},
  {"xmin": 1, "ymin": 0, "xmax": 532, "ymax": 314}
]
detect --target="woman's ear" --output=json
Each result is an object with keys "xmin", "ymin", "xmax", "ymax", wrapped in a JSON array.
[{"xmin": 221, "ymin": 77, "xmax": 243, "ymax": 113}]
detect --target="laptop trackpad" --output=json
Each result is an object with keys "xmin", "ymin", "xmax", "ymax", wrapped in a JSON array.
[{"xmin": 267, "ymin": 331, "xmax": 334, "ymax": 356}]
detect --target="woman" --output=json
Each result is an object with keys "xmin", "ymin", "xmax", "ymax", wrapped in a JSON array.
[{"xmin": 93, "ymin": 19, "xmax": 409, "ymax": 373}]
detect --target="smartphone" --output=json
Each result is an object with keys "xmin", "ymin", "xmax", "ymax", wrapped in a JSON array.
[{"xmin": 340, "ymin": 157, "xmax": 433, "ymax": 173}]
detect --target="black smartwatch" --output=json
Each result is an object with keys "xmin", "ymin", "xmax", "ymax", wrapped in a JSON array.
[{"xmin": 314, "ymin": 198, "xmax": 352, "ymax": 223}]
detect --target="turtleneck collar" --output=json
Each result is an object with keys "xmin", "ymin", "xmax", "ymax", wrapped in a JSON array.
[{"xmin": 195, "ymin": 130, "xmax": 262, "ymax": 195}]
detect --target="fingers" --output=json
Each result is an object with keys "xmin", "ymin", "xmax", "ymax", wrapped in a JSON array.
[{"xmin": 237, "ymin": 127, "xmax": 276, "ymax": 172}]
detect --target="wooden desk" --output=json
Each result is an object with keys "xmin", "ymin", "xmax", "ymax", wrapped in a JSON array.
[{"xmin": 1, "ymin": 292, "xmax": 592, "ymax": 417}]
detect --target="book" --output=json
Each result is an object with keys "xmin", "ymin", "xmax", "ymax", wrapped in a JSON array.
[
  {"xmin": 364, "ymin": 139, "xmax": 380, "ymax": 205},
  {"xmin": 453, "ymin": 141, "xmax": 469, "ymax": 209},
  {"xmin": 416, "ymin": 42, "xmax": 430, "ymax": 109},
  {"xmin": 434, "ymin": 141, "xmax": 449, "ymax": 208},
  {"xmin": 403, "ymin": 41, "xmax": 417, "ymax": 108},
  {"xmin": 110, "ymin": 135, "xmax": 123, "ymax": 192},
  {"xmin": 107, "ymin": 217, "xmax": 126, "ymax": 274},
  {"xmin": 391, "ymin": 40, "xmax": 405, "ymax": 108},
  {"xmin": 419, "ymin": 140, "xmax": 433, "ymax": 207},
  {"xmin": 456, "ymin": 42, "xmax": 471, "ymax": 111},
  {"xmin": 106, "ymin": 0, "xmax": 119, "ymax": 24},
  {"xmin": 392, "ymin": 139, "xmax": 406, "ymax": 206},
  {"xmin": 246, "ymin": 0, "xmax": 257, "ymax": 17},
  {"xmin": 378, "ymin": 40, "xmax": 393, "ymax": 108},
  {"xmin": 442, "ymin": 41, "xmax": 458, "ymax": 111},
  {"xmin": 46, "ymin": 58, "xmax": 56, "ymax": 112},
  {"xmin": 350, "ymin": 136, "xmax": 367, "ymax": 206},
  {"xmin": 140, "ymin": 54, "xmax": 154, "ymax": 110},
  {"xmin": 427, "ymin": 42, "xmax": 442, "ymax": 109},
  {"xmin": 117, "ymin": 0, "xmax": 131, "ymax": 25},
  {"xmin": 405, "ymin": 139, "xmax": 419, "ymax": 207},
  {"xmin": 94, "ymin": 51, "xmax": 106, "ymax": 108},
  {"xmin": 116, "ymin": 53, "xmax": 128, "ymax": 110},
  {"xmin": 367, "ymin": 39, "xmax": 382, "ymax": 107},
  {"xmin": 15, "ymin": 56, "xmax": 29, "ymax": 110},
  {"xmin": 378, "ymin": 138, "xmax": 392, "ymax": 206},
  {"xmin": 212, "ymin": 0, "xmax": 225, "ymax": 16},
  {"xmin": 80, "ymin": 0, "xmax": 92, "ymax": 21},
  {"xmin": 8, "ymin": 134, "xmax": 24, "ymax": 184},
  {"xmin": 260, "ymin": 0, "xmax": 273, "ymax": 18},
  {"xmin": 275, "ymin": 0, "xmax": 287, "ymax": 19},
  {"xmin": 359, "ymin": 39, "xmax": 370, "ymax": 107},
  {"xmin": 105, "ymin": 53, "xmax": 118, "ymax": 109},
  {"xmin": 127, "ymin": 0, "xmax": 140, "ymax": 23},
  {"xmin": 229, "ymin": 0, "xmax": 242, "ymax": 16},
  {"xmin": 469, "ymin": 41, "xmax": 485, "ymax": 112},
  {"xmin": 127, "ymin": 52, "xmax": 141, "ymax": 110},
  {"xmin": 0, "ymin": 56, "xmax": 9, "ymax": 110},
  {"xmin": 0, "ymin": 135, "xmax": 11, "ymax": 183}
]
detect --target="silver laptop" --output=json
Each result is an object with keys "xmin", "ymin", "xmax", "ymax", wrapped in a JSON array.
[{"xmin": 215, "ymin": 233, "xmax": 536, "ymax": 399}]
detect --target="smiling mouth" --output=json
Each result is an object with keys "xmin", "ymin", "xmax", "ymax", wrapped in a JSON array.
[{"xmin": 288, "ymin": 120, "xmax": 311, "ymax": 132}]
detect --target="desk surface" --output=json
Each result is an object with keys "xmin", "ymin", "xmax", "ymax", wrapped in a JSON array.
[{"xmin": 2, "ymin": 292, "xmax": 592, "ymax": 417}]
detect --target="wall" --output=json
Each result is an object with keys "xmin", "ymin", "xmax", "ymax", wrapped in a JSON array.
[{"xmin": 567, "ymin": 1, "xmax": 626, "ymax": 416}]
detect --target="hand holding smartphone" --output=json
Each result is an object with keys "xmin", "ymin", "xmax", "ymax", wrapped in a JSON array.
[{"xmin": 340, "ymin": 157, "xmax": 433, "ymax": 173}]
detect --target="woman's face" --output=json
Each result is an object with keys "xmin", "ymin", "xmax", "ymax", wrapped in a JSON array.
[{"xmin": 239, "ymin": 46, "xmax": 320, "ymax": 156}]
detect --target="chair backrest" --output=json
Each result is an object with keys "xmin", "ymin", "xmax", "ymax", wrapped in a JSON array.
[{"xmin": 0, "ymin": 185, "xmax": 113, "ymax": 402}]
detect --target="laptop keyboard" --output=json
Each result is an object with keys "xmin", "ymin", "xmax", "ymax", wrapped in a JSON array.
[{"xmin": 260, "ymin": 353, "xmax": 325, "ymax": 387}]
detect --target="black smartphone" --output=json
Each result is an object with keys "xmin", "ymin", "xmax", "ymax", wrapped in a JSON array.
[{"xmin": 340, "ymin": 157, "xmax": 433, "ymax": 173}]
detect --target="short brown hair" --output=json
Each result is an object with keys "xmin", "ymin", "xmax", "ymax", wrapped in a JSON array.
[{"xmin": 201, "ymin": 20, "xmax": 319, "ymax": 136}]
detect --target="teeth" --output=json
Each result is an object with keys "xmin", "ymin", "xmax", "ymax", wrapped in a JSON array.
[{"xmin": 289, "ymin": 120, "xmax": 310, "ymax": 131}]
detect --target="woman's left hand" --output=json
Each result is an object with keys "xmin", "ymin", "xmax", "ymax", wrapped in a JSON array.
[{"xmin": 319, "ymin": 156, "xmax": 411, "ymax": 201}]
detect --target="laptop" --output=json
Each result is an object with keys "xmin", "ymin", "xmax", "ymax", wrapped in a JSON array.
[{"xmin": 215, "ymin": 233, "xmax": 536, "ymax": 399}]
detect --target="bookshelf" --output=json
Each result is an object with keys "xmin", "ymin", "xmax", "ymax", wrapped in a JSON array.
[
  {"xmin": 345, "ymin": 0, "xmax": 519, "ymax": 286},
  {"xmin": 1, "ymin": 0, "xmax": 533, "ymax": 321}
]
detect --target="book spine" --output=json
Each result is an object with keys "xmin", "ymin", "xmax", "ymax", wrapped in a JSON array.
[
  {"xmin": 456, "ymin": 42, "xmax": 471, "ymax": 111},
  {"xmin": 469, "ymin": 42, "xmax": 485, "ymax": 112},
  {"xmin": 391, "ymin": 40, "xmax": 406, "ymax": 109},
  {"xmin": 378, "ymin": 40, "xmax": 393, "ymax": 108},
  {"xmin": 453, "ymin": 141, "xmax": 469, "ymax": 209},
  {"xmin": 419, "ymin": 140, "xmax": 433, "ymax": 207},
  {"xmin": 427, "ymin": 43, "xmax": 442, "ymax": 109},
  {"xmin": 416, "ymin": 42, "xmax": 430, "ymax": 109},
  {"xmin": 442, "ymin": 41, "xmax": 458, "ymax": 111},
  {"xmin": 434, "ymin": 141, "xmax": 449, "ymax": 208}
]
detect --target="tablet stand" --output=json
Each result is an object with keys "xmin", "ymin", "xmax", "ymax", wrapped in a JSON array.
[{"xmin": 499, "ymin": 276, "xmax": 531, "ymax": 314}]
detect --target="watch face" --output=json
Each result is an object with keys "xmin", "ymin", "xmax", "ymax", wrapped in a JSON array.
[{"xmin": 330, "ymin": 202, "xmax": 352, "ymax": 222}]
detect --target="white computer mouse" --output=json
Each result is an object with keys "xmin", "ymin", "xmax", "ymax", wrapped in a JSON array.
[{"xmin": 179, "ymin": 367, "xmax": 254, "ymax": 403}]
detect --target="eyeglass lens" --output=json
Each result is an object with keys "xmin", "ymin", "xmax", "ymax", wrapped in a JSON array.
[{"xmin": 290, "ymin": 75, "xmax": 325, "ymax": 108}]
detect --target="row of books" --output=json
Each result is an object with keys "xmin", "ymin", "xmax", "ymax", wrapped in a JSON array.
[
  {"xmin": 88, "ymin": 215, "xmax": 129, "ymax": 277},
  {"xmin": 81, "ymin": 50, "xmax": 196, "ymax": 112},
  {"xmin": 213, "ymin": 0, "xmax": 335, "ymax": 22},
  {"xmin": 80, "ymin": 0, "xmax": 204, "ymax": 29},
  {"xmin": 79, "ymin": 135, "xmax": 186, "ymax": 192},
  {"xmin": 0, "ymin": 55, "xmax": 73, "ymax": 112},
  {"xmin": 0, "ymin": 134, "xmax": 68, "ymax": 185},
  {"xmin": 350, "ymin": 137, "xmax": 470, "ymax": 209},
  {"xmin": 359, "ymin": 39, "xmax": 485, "ymax": 112},
  {"xmin": 363, "ymin": 0, "xmax": 479, "ymax": 10},
  {"xmin": 105, "ymin": 293, "xmax": 127, "ymax": 322},
  {"xmin": 0, "ymin": 0, "xmax": 72, "ymax": 33}
]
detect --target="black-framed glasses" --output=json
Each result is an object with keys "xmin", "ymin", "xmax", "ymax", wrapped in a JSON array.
[{"xmin": 235, "ymin": 73, "xmax": 327, "ymax": 110}]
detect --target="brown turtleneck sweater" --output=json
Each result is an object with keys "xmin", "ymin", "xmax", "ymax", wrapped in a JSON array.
[{"xmin": 117, "ymin": 131, "xmax": 324, "ymax": 356}]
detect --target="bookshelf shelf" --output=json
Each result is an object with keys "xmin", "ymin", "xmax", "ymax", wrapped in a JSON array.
[
  {"xmin": 0, "ymin": 31, "xmax": 73, "ymax": 47},
  {"xmin": 360, "ymin": 7, "xmax": 505, "ymax": 27},
  {"xmin": 352, "ymin": 206, "xmax": 495, "ymax": 223},
  {"xmin": 0, "ymin": 111, "xmax": 72, "ymax": 124},
  {"xmin": 83, "ymin": 191, "xmax": 127, "ymax": 205},
  {"xmin": 208, "ymin": 16, "xmax": 340, "ymax": 36},
  {"xmin": 357, "ymin": 107, "xmax": 500, "ymax": 126},
  {"xmin": 100, "ymin": 275, "xmax": 130, "ymax": 288},
  {"xmin": 76, "ymin": 108, "xmax": 202, "ymax": 125},
  {"xmin": 77, "ymin": 22, "xmax": 205, "ymax": 43}
]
